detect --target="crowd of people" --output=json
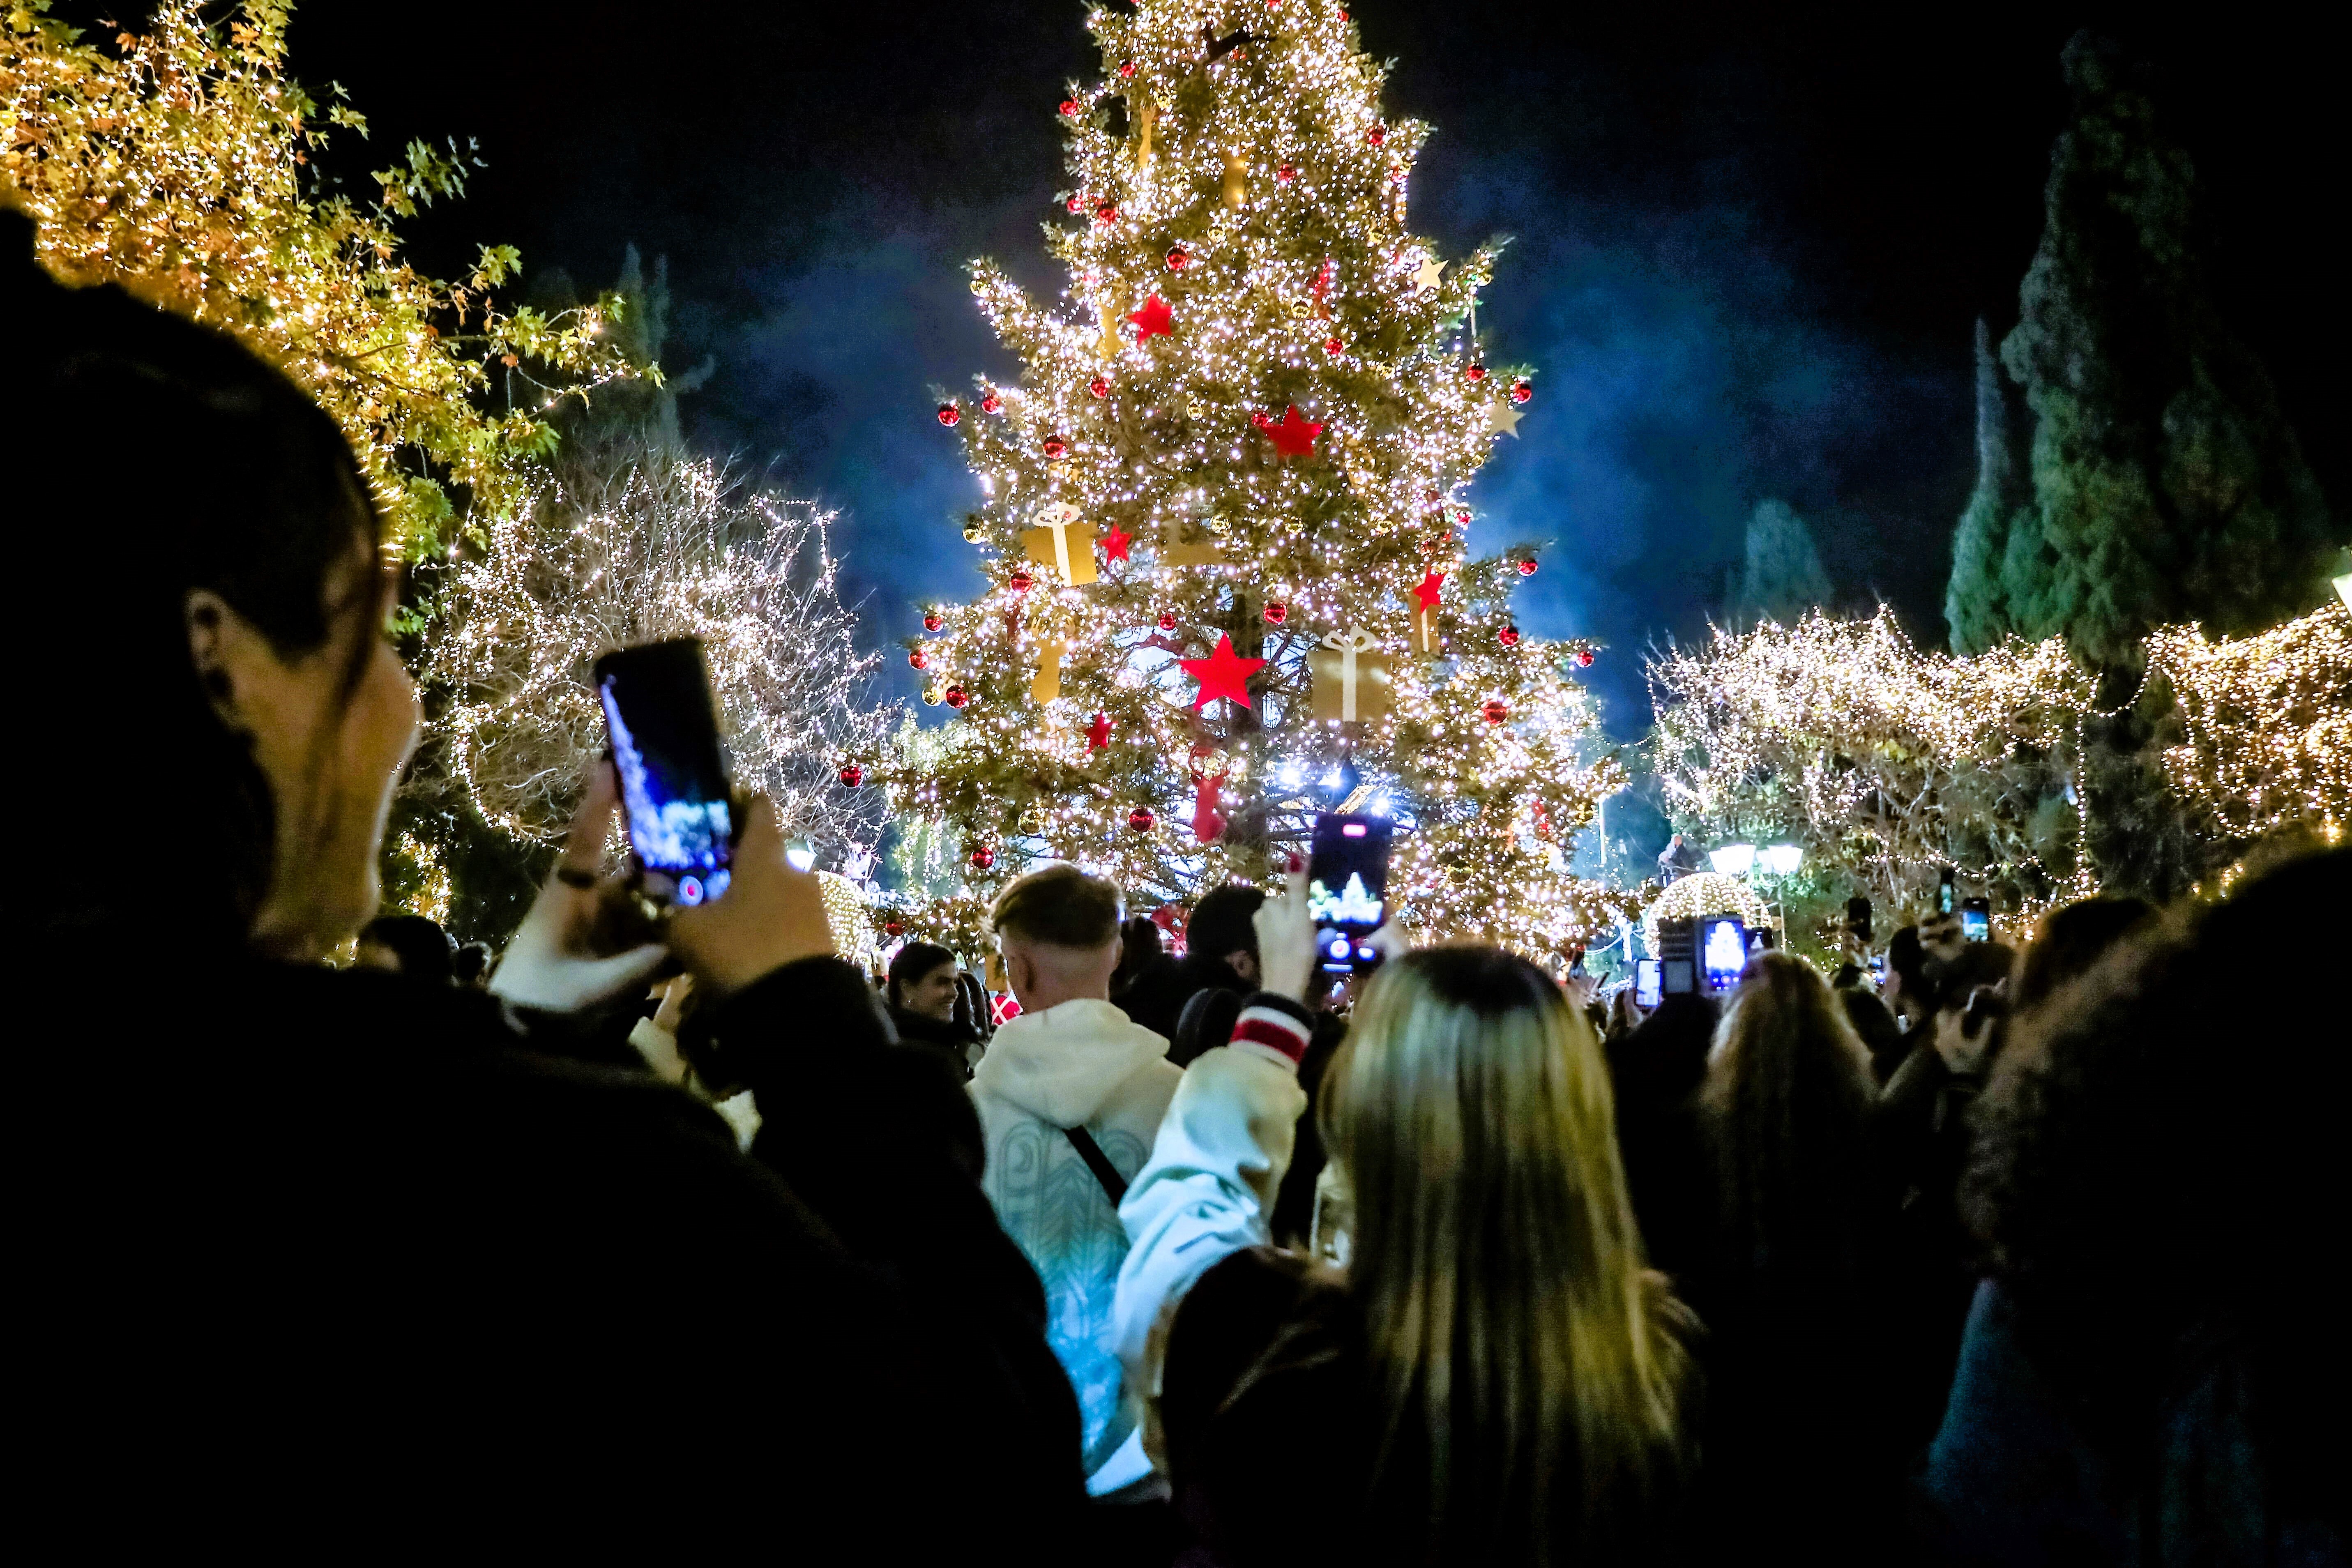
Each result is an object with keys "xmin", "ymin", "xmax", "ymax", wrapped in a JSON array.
[{"xmin": 15, "ymin": 210, "xmax": 2343, "ymax": 1563}]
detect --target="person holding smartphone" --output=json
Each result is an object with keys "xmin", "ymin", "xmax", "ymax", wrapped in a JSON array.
[
  {"xmin": 12, "ymin": 229, "xmax": 1084, "ymax": 1556},
  {"xmin": 1112, "ymin": 874, "xmax": 1695, "ymax": 1565}
]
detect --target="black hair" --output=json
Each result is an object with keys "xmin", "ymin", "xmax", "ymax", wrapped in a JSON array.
[
  {"xmin": 7, "ymin": 210, "xmax": 384, "ymax": 948},
  {"xmin": 450, "ymin": 942, "xmax": 495, "ymax": 986},
  {"xmin": 1884, "ymin": 925, "xmax": 1927, "ymax": 989},
  {"xmin": 2012, "ymin": 895, "xmax": 2156, "ymax": 1012},
  {"xmin": 358, "ymin": 914, "xmax": 454, "ymax": 987},
  {"xmin": 1110, "ymin": 913, "xmax": 1163, "ymax": 995},
  {"xmin": 887, "ymin": 942, "xmax": 958, "ymax": 1010},
  {"xmin": 1187, "ymin": 884, "xmax": 1266, "ymax": 965}
]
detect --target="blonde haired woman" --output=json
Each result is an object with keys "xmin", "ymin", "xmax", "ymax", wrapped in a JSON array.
[{"xmin": 1113, "ymin": 875, "xmax": 1694, "ymax": 1566}]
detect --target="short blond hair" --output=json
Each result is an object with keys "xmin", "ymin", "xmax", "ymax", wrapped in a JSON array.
[{"xmin": 990, "ymin": 863, "xmax": 1122, "ymax": 949}]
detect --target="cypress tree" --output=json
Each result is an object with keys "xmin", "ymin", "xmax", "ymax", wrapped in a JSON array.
[
  {"xmin": 1944, "ymin": 318, "xmax": 2036, "ymax": 652},
  {"xmin": 1730, "ymin": 499, "xmax": 1835, "ymax": 626},
  {"xmin": 1978, "ymin": 33, "xmax": 2336, "ymax": 666}
]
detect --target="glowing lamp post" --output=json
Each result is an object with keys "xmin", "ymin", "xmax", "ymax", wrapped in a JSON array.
[{"xmin": 1708, "ymin": 842, "xmax": 1757, "ymax": 877}]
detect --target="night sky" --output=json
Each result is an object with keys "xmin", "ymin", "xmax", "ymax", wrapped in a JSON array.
[{"xmin": 88, "ymin": 2, "xmax": 2345, "ymax": 736}]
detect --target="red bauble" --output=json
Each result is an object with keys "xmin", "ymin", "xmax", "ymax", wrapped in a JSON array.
[
  {"xmin": 1481, "ymin": 699, "xmax": 1509, "ymax": 724},
  {"xmin": 944, "ymin": 685, "xmax": 970, "ymax": 708},
  {"xmin": 1263, "ymin": 601, "xmax": 1288, "ymax": 625},
  {"xmin": 883, "ymin": 919, "xmax": 905, "ymax": 937},
  {"xmin": 1065, "ymin": 194, "xmax": 1084, "ymax": 213},
  {"xmin": 1498, "ymin": 626, "xmax": 1521, "ymax": 647},
  {"xmin": 1059, "ymin": 98, "xmax": 1080, "ymax": 117},
  {"xmin": 1576, "ymin": 648, "xmax": 1596, "ymax": 668},
  {"xmin": 1042, "ymin": 437, "xmax": 1067, "ymax": 458},
  {"xmin": 1276, "ymin": 162, "xmax": 1297, "ymax": 184},
  {"xmin": 1126, "ymin": 806, "xmax": 1156, "ymax": 832},
  {"xmin": 908, "ymin": 650, "xmax": 928, "ymax": 670},
  {"xmin": 970, "ymin": 846, "xmax": 995, "ymax": 869},
  {"xmin": 1008, "ymin": 569, "xmax": 1034, "ymax": 592},
  {"xmin": 1094, "ymin": 203, "xmax": 1120, "ymax": 226},
  {"xmin": 1456, "ymin": 509, "xmax": 1472, "ymax": 525},
  {"xmin": 1366, "ymin": 123, "xmax": 1387, "ymax": 147},
  {"xmin": 1157, "ymin": 611, "xmax": 1179, "ymax": 631},
  {"xmin": 1465, "ymin": 363, "xmax": 1488, "ymax": 383},
  {"xmin": 1088, "ymin": 374, "xmax": 1109, "ymax": 398},
  {"xmin": 1166, "ymin": 245, "xmax": 1189, "ymax": 271},
  {"xmin": 923, "ymin": 611, "xmax": 944, "ymax": 632},
  {"xmin": 838, "ymin": 764, "xmax": 865, "ymax": 788},
  {"xmin": 936, "ymin": 402, "xmax": 960, "ymax": 426},
  {"xmin": 1324, "ymin": 336, "xmax": 1343, "ymax": 355},
  {"xmin": 1249, "ymin": 410, "xmax": 1272, "ymax": 429},
  {"xmin": 1517, "ymin": 558, "xmax": 1538, "ymax": 577},
  {"xmin": 980, "ymin": 392, "xmax": 1002, "ymax": 414},
  {"xmin": 1510, "ymin": 380, "xmax": 1533, "ymax": 405},
  {"xmin": 1118, "ymin": 58, "xmax": 1137, "ymax": 78}
]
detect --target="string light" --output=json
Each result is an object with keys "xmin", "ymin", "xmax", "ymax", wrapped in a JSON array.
[
  {"xmin": 2147, "ymin": 603, "xmax": 2350, "ymax": 840},
  {"xmin": 2, "ymin": 3, "xmax": 636, "ymax": 561},
  {"xmin": 878, "ymin": 0, "xmax": 1625, "ymax": 956},
  {"xmin": 430, "ymin": 450, "xmax": 894, "ymax": 862}
]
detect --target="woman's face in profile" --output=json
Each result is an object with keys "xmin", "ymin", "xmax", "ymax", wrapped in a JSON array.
[
  {"xmin": 903, "ymin": 961, "xmax": 962, "ymax": 1021},
  {"xmin": 203, "ymin": 533, "xmax": 421, "ymax": 959}
]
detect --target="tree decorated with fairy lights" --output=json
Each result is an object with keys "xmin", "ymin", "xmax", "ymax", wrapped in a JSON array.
[{"xmin": 877, "ymin": 0, "xmax": 1631, "ymax": 952}]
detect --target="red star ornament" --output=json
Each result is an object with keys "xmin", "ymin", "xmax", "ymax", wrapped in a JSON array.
[
  {"xmin": 1086, "ymin": 712, "xmax": 1114, "ymax": 751},
  {"xmin": 1260, "ymin": 404, "xmax": 1322, "ymax": 459},
  {"xmin": 1179, "ymin": 633, "xmax": 1267, "ymax": 710},
  {"xmin": 1101, "ymin": 523, "xmax": 1133, "ymax": 563},
  {"xmin": 1411, "ymin": 569, "xmax": 1446, "ymax": 611},
  {"xmin": 1127, "ymin": 293, "xmax": 1174, "ymax": 343}
]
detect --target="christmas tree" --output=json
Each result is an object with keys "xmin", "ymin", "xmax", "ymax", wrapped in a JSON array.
[{"xmin": 879, "ymin": 0, "xmax": 1631, "ymax": 953}]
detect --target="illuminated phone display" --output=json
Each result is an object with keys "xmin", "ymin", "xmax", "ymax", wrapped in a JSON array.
[
  {"xmin": 1306, "ymin": 812, "xmax": 1394, "ymax": 973},
  {"xmin": 592, "ymin": 638, "xmax": 735, "ymax": 907}
]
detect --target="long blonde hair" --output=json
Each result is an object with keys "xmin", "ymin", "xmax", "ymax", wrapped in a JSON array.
[{"xmin": 1320, "ymin": 947, "xmax": 1693, "ymax": 1564}]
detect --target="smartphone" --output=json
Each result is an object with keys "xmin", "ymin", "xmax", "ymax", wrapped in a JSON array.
[
  {"xmin": 1868, "ymin": 953, "xmax": 1888, "ymax": 982},
  {"xmin": 1656, "ymin": 917, "xmax": 1698, "ymax": 995},
  {"xmin": 1845, "ymin": 896, "xmax": 1873, "ymax": 943},
  {"xmin": 1634, "ymin": 958, "xmax": 1663, "ymax": 1009},
  {"xmin": 1306, "ymin": 811, "xmax": 1394, "ymax": 972},
  {"xmin": 1937, "ymin": 868, "xmax": 1957, "ymax": 916},
  {"xmin": 592, "ymin": 638, "xmax": 735, "ymax": 907},
  {"xmin": 1960, "ymin": 898, "xmax": 1991, "ymax": 943},
  {"xmin": 1700, "ymin": 914, "xmax": 1748, "ymax": 992}
]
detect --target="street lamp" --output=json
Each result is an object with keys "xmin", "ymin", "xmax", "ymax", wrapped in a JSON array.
[
  {"xmin": 1759, "ymin": 843, "xmax": 1804, "ymax": 877},
  {"xmin": 1709, "ymin": 842, "xmax": 1756, "ymax": 877}
]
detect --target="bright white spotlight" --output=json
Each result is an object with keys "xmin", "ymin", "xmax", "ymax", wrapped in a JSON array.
[
  {"xmin": 1322, "ymin": 765, "xmax": 1345, "ymax": 787},
  {"xmin": 1279, "ymin": 760, "xmax": 1304, "ymax": 788},
  {"xmin": 1760, "ymin": 843, "xmax": 1804, "ymax": 877},
  {"xmin": 1709, "ymin": 842, "xmax": 1757, "ymax": 877},
  {"xmin": 1367, "ymin": 792, "xmax": 1392, "ymax": 817}
]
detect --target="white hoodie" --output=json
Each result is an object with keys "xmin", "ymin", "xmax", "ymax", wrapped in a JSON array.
[{"xmin": 970, "ymin": 999, "xmax": 1181, "ymax": 1497}]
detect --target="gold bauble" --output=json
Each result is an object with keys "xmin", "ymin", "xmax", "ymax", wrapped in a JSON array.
[
  {"xmin": 923, "ymin": 685, "xmax": 944, "ymax": 706},
  {"xmin": 1187, "ymin": 396, "xmax": 1207, "ymax": 419},
  {"xmin": 969, "ymin": 276, "xmax": 987, "ymax": 295},
  {"xmin": 1287, "ymin": 297, "xmax": 1310, "ymax": 320},
  {"xmin": 963, "ymin": 523, "xmax": 985, "ymax": 542}
]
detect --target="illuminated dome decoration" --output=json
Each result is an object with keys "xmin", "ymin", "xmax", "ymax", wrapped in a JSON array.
[
  {"xmin": 817, "ymin": 872, "xmax": 878, "ymax": 972},
  {"xmin": 1641, "ymin": 873, "xmax": 1772, "ymax": 957}
]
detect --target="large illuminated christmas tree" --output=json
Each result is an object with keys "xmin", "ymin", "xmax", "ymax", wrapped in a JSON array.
[{"xmin": 878, "ymin": 0, "xmax": 1632, "ymax": 952}]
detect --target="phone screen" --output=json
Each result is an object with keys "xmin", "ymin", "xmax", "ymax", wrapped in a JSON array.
[
  {"xmin": 1634, "ymin": 958, "xmax": 1663, "ymax": 1009},
  {"xmin": 1960, "ymin": 901, "xmax": 1991, "ymax": 942},
  {"xmin": 1700, "ymin": 915, "xmax": 1748, "ymax": 992},
  {"xmin": 592, "ymin": 638, "xmax": 735, "ymax": 906},
  {"xmin": 1937, "ymin": 868, "xmax": 1957, "ymax": 916},
  {"xmin": 1306, "ymin": 812, "xmax": 1394, "ymax": 972}
]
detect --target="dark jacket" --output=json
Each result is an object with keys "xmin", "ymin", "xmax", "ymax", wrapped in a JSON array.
[
  {"xmin": 1115, "ymin": 950, "xmax": 1248, "ymax": 1042},
  {"xmin": 889, "ymin": 1004, "xmax": 986, "ymax": 1079},
  {"xmin": 23, "ymin": 955, "xmax": 1080, "ymax": 1556},
  {"xmin": 1604, "ymin": 993, "xmax": 1718, "ymax": 1287},
  {"xmin": 1161, "ymin": 1247, "xmax": 1687, "ymax": 1568}
]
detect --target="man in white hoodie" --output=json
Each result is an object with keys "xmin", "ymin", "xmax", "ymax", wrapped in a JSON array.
[{"xmin": 970, "ymin": 864, "xmax": 1182, "ymax": 1505}]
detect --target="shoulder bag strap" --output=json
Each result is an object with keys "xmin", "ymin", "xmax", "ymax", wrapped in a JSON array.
[{"xmin": 1061, "ymin": 1123, "xmax": 1129, "ymax": 1208}]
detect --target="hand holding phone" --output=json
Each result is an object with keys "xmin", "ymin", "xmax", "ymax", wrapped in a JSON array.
[
  {"xmin": 668, "ymin": 793, "xmax": 839, "ymax": 998},
  {"xmin": 490, "ymin": 761, "xmax": 670, "ymax": 1013}
]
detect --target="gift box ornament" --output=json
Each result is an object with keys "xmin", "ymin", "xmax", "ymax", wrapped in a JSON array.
[
  {"xmin": 1021, "ymin": 503, "xmax": 1098, "ymax": 585},
  {"xmin": 1158, "ymin": 522, "xmax": 1224, "ymax": 568},
  {"xmin": 1310, "ymin": 628, "xmax": 1394, "ymax": 722}
]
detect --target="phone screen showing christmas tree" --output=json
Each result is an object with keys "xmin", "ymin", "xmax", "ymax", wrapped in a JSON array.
[
  {"xmin": 592, "ymin": 638, "xmax": 735, "ymax": 907},
  {"xmin": 1307, "ymin": 812, "xmax": 1394, "ymax": 973}
]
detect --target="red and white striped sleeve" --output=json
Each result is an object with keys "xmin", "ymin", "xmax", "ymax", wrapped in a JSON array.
[{"xmin": 1227, "ymin": 993, "xmax": 1313, "ymax": 1071}]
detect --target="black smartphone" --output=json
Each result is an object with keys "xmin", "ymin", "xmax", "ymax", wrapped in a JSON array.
[
  {"xmin": 592, "ymin": 638, "xmax": 736, "ymax": 907},
  {"xmin": 1960, "ymin": 898, "xmax": 1991, "ymax": 942},
  {"xmin": 1700, "ymin": 914, "xmax": 1748, "ymax": 992},
  {"xmin": 1868, "ymin": 953, "xmax": 1888, "ymax": 982},
  {"xmin": 1306, "ymin": 811, "xmax": 1394, "ymax": 972},
  {"xmin": 1937, "ymin": 867, "xmax": 1957, "ymax": 916},
  {"xmin": 1845, "ymin": 896, "xmax": 1873, "ymax": 943},
  {"xmin": 1634, "ymin": 958, "xmax": 1663, "ymax": 1008},
  {"xmin": 1656, "ymin": 917, "xmax": 1698, "ymax": 995}
]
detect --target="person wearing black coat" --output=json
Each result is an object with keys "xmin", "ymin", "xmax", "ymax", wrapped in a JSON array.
[
  {"xmin": 10, "ymin": 232, "xmax": 1082, "ymax": 1558},
  {"xmin": 1115, "ymin": 886, "xmax": 1264, "ymax": 1040},
  {"xmin": 1603, "ymin": 991, "xmax": 1720, "ymax": 1287}
]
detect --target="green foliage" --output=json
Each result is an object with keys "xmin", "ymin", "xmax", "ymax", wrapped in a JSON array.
[{"xmin": 1966, "ymin": 32, "xmax": 2339, "ymax": 667}]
